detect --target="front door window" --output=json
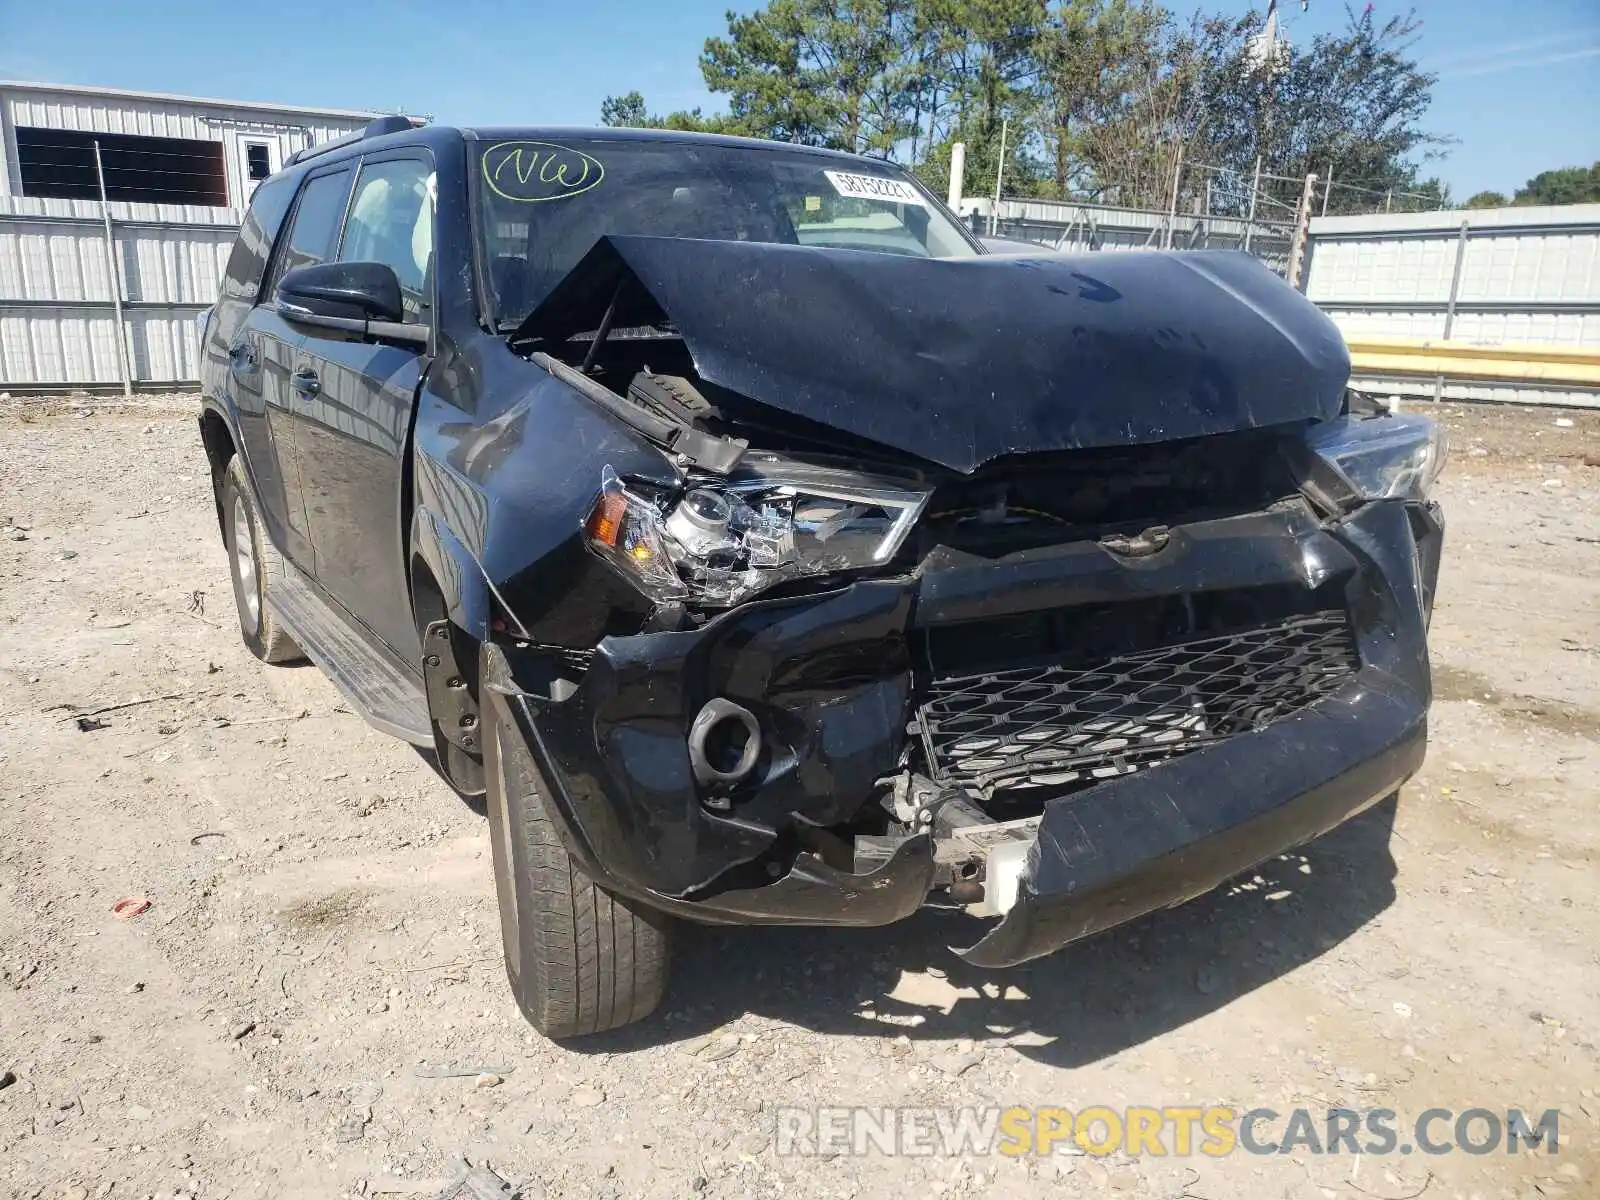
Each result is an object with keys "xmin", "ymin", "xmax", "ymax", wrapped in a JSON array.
[{"xmin": 339, "ymin": 158, "xmax": 435, "ymax": 322}]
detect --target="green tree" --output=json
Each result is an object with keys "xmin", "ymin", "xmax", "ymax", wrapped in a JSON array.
[
  {"xmin": 1070, "ymin": 11, "xmax": 1250, "ymax": 208},
  {"xmin": 1464, "ymin": 190, "xmax": 1508, "ymax": 209},
  {"xmin": 599, "ymin": 91, "xmax": 651, "ymax": 127},
  {"xmin": 1513, "ymin": 163, "xmax": 1600, "ymax": 206},
  {"xmin": 1034, "ymin": 0, "xmax": 1168, "ymax": 200},
  {"xmin": 911, "ymin": 0, "xmax": 1052, "ymax": 198},
  {"xmin": 1404, "ymin": 176, "xmax": 1451, "ymax": 211},
  {"xmin": 600, "ymin": 0, "xmax": 1449, "ymax": 215},
  {"xmin": 598, "ymin": 90, "xmax": 736, "ymax": 134},
  {"xmin": 700, "ymin": 0, "xmax": 920, "ymax": 151},
  {"xmin": 1192, "ymin": 7, "xmax": 1447, "ymax": 216}
]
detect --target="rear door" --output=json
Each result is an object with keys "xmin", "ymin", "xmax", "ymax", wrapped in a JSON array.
[
  {"xmin": 203, "ymin": 173, "xmax": 306, "ymax": 564},
  {"xmin": 247, "ymin": 163, "xmax": 356, "ymax": 570},
  {"xmin": 286, "ymin": 151, "xmax": 435, "ymax": 662}
]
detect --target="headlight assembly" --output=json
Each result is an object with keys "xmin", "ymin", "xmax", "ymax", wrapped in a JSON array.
[
  {"xmin": 584, "ymin": 459, "xmax": 930, "ymax": 607},
  {"xmin": 1304, "ymin": 413, "xmax": 1447, "ymax": 503}
]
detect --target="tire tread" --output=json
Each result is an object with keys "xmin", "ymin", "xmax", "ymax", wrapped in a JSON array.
[
  {"xmin": 222, "ymin": 457, "xmax": 302, "ymax": 665},
  {"xmin": 488, "ymin": 698, "xmax": 669, "ymax": 1038}
]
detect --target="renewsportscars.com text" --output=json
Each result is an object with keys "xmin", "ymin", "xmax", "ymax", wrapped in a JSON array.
[{"xmin": 774, "ymin": 1106, "xmax": 1562, "ymax": 1158}]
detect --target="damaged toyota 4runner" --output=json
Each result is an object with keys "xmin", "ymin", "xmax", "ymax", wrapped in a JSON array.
[{"xmin": 198, "ymin": 119, "xmax": 1445, "ymax": 1037}]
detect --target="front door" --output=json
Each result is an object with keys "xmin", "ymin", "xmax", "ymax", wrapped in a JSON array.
[
  {"xmin": 251, "ymin": 163, "xmax": 355, "ymax": 572},
  {"xmin": 288, "ymin": 152, "xmax": 435, "ymax": 663}
]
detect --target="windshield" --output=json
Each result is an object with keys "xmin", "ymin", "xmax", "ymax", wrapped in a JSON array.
[{"xmin": 474, "ymin": 136, "xmax": 979, "ymax": 329}]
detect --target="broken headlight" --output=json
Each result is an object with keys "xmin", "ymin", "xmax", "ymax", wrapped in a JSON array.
[
  {"xmin": 585, "ymin": 459, "xmax": 929, "ymax": 608},
  {"xmin": 1304, "ymin": 413, "xmax": 1447, "ymax": 502}
]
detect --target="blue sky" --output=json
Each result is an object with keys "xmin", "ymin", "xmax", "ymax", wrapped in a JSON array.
[{"xmin": 1, "ymin": 0, "xmax": 1595, "ymax": 200}]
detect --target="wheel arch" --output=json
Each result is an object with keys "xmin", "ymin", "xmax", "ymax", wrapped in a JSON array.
[
  {"xmin": 198, "ymin": 402, "xmax": 240, "ymax": 535},
  {"xmin": 409, "ymin": 508, "xmax": 492, "ymax": 796},
  {"xmin": 408, "ymin": 504, "xmax": 494, "ymax": 642}
]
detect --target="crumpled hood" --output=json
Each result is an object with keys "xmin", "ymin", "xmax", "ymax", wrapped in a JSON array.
[{"xmin": 516, "ymin": 235, "xmax": 1350, "ymax": 473}]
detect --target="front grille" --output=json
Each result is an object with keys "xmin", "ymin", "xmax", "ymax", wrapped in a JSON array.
[{"xmin": 916, "ymin": 610, "xmax": 1359, "ymax": 802}]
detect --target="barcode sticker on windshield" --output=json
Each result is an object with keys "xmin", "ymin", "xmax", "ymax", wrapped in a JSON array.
[{"xmin": 823, "ymin": 170, "xmax": 926, "ymax": 206}]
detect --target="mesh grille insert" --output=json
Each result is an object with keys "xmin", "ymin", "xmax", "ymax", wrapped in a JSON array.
[{"xmin": 917, "ymin": 610, "xmax": 1360, "ymax": 801}]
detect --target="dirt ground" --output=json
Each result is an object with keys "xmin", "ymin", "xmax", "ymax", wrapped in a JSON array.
[{"xmin": 1, "ymin": 397, "xmax": 1596, "ymax": 1200}]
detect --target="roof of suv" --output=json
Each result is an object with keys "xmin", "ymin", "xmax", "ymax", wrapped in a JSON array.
[
  {"xmin": 463, "ymin": 127, "xmax": 891, "ymax": 164},
  {"xmin": 285, "ymin": 120, "xmax": 902, "ymax": 177}
]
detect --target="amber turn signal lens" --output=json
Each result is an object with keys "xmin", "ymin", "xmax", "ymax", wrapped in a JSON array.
[{"xmin": 585, "ymin": 491, "xmax": 627, "ymax": 547}]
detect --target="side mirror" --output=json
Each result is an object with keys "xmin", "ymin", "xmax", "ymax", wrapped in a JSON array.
[{"xmin": 277, "ymin": 261, "xmax": 405, "ymax": 324}]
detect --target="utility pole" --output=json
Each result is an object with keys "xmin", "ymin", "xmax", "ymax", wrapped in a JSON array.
[
  {"xmin": 1287, "ymin": 172, "xmax": 1318, "ymax": 291},
  {"xmin": 1243, "ymin": 155, "xmax": 1263, "ymax": 252},
  {"xmin": 1321, "ymin": 163, "xmax": 1334, "ymax": 216},
  {"xmin": 947, "ymin": 142, "xmax": 966, "ymax": 210},
  {"xmin": 1243, "ymin": 0, "xmax": 1285, "ymax": 254},
  {"xmin": 1164, "ymin": 142, "xmax": 1185, "ymax": 250},
  {"xmin": 93, "ymin": 140, "xmax": 133, "ymax": 398},
  {"xmin": 990, "ymin": 118, "xmax": 1008, "ymax": 237}
]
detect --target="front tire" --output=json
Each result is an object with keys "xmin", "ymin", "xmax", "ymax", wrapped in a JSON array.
[
  {"xmin": 483, "ymin": 686, "xmax": 671, "ymax": 1037},
  {"xmin": 221, "ymin": 457, "xmax": 302, "ymax": 664}
]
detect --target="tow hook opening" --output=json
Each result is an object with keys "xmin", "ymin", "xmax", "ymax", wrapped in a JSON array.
[{"xmin": 689, "ymin": 698, "xmax": 762, "ymax": 788}]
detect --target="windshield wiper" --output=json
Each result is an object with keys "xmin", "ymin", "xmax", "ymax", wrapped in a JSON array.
[{"xmin": 527, "ymin": 351, "xmax": 747, "ymax": 475}]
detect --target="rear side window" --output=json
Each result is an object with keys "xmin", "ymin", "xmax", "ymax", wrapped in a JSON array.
[
  {"xmin": 265, "ymin": 168, "xmax": 352, "ymax": 296},
  {"xmin": 218, "ymin": 173, "xmax": 295, "ymax": 304}
]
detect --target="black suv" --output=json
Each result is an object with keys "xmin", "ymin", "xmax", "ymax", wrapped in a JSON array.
[{"xmin": 198, "ymin": 118, "xmax": 1445, "ymax": 1037}]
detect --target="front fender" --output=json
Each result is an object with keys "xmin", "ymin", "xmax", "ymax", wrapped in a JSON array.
[
  {"xmin": 410, "ymin": 371, "xmax": 680, "ymax": 647},
  {"xmin": 410, "ymin": 503, "xmax": 493, "ymax": 639}
]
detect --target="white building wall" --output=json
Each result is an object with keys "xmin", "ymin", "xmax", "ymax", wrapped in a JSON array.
[
  {"xmin": 0, "ymin": 81, "xmax": 381, "ymax": 388},
  {"xmin": 0, "ymin": 81, "xmax": 375, "ymax": 207}
]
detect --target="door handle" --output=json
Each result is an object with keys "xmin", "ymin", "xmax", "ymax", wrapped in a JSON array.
[{"xmin": 291, "ymin": 367, "xmax": 321, "ymax": 398}]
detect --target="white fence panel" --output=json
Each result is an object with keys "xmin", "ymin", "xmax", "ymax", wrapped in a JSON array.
[
  {"xmin": 0, "ymin": 307, "xmax": 121, "ymax": 384},
  {"xmin": 0, "ymin": 201, "xmax": 234, "ymax": 387},
  {"xmin": 1305, "ymin": 204, "xmax": 1600, "ymax": 407},
  {"xmin": 120, "ymin": 225, "xmax": 234, "ymax": 304}
]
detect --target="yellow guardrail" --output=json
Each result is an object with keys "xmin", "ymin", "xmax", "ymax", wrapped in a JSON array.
[{"xmin": 1344, "ymin": 337, "xmax": 1600, "ymax": 387}]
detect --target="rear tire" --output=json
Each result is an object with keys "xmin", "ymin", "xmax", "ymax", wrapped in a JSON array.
[
  {"xmin": 221, "ymin": 457, "xmax": 302, "ymax": 664},
  {"xmin": 483, "ymin": 686, "xmax": 671, "ymax": 1037}
]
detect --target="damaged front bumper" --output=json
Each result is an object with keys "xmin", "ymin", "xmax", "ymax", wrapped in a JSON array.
[{"xmin": 484, "ymin": 496, "xmax": 1443, "ymax": 963}]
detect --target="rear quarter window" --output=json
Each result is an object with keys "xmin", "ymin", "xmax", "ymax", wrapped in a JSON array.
[{"xmin": 219, "ymin": 174, "xmax": 296, "ymax": 304}]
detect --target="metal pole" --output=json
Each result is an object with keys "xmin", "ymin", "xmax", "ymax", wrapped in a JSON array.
[
  {"xmin": 1321, "ymin": 163, "xmax": 1333, "ymax": 216},
  {"xmin": 94, "ymin": 140, "xmax": 133, "ymax": 398},
  {"xmin": 1243, "ymin": 154, "xmax": 1262, "ymax": 252},
  {"xmin": 1164, "ymin": 141, "xmax": 1184, "ymax": 250},
  {"xmin": 1384, "ymin": 189, "xmax": 1393, "ymax": 213},
  {"xmin": 1433, "ymin": 219, "xmax": 1471, "ymax": 404},
  {"xmin": 947, "ymin": 141, "xmax": 966, "ymax": 210},
  {"xmin": 990, "ymin": 119, "xmax": 1008, "ymax": 237},
  {"xmin": 1287, "ymin": 172, "xmax": 1317, "ymax": 292}
]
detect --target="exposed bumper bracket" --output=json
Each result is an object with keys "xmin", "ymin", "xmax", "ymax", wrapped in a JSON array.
[{"xmin": 955, "ymin": 667, "xmax": 1427, "ymax": 968}]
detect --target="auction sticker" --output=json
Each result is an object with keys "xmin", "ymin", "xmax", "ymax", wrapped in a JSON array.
[{"xmin": 823, "ymin": 170, "xmax": 925, "ymax": 206}]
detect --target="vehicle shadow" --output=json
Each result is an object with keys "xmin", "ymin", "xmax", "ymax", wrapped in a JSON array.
[{"xmin": 584, "ymin": 793, "xmax": 1400, "ymax": 1069}]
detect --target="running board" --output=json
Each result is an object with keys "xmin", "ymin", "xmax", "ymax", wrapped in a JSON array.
[{"xmin": 266, "ymin": 562, "xmax": 433, "ymax": 746}]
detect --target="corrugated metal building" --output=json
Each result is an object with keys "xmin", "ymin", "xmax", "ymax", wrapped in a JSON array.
[{"xmin": 0, "ymin": 80, "xmax": 382, "ymax": 390}]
